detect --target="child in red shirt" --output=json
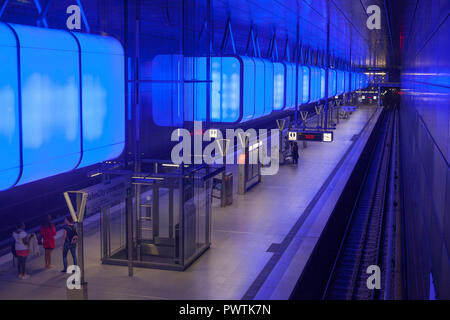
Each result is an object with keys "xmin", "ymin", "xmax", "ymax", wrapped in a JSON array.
[{"xmin": 40, "ymin": 215, "xmax": 56, "ymax": 269}]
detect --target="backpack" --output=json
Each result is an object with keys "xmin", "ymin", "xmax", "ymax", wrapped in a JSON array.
[
  {"xmin": 65, "ymin": 225, "xmax": 78, "ymax": 244},
  {"xmin": 11, "ymin": 240, "xmax": 17, "ymax": 257}
]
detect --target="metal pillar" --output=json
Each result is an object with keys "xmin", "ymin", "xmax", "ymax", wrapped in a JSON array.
[
  {"xmin": 76, "ymin": 193, "xmax": 85, "ymax": 285},
  {"xmin": 126, "ymin": 189, "xmax": 133, "ymax": 277},
  {"xmin": 323, "ymin": 0, "xmax": 330, "ymax": 130}
]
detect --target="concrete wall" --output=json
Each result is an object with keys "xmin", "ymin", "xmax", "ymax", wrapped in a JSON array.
[{"xmin": 399, "ymin": 0, "xmax": 450, "ymax": 299}]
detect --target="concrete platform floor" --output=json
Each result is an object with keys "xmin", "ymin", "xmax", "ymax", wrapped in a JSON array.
[{"xmin": 0, "ymin": 105, "xmax": 379, "ymax": 300}]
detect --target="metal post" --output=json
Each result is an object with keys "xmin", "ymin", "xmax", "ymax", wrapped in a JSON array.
[
  {"xmin": 76, "ymin": 193, "xmax": 85, "ymax": 285},
  {"xmin": 221, "ymin": 139, "xmax": 227, "ymax": 207},
  {"xmin": 126, "ymin": 188, "xmax": 133, "ymax": 277},
  {"xmin": 323, "ymin": 0, "xmax": 330, "ymax": 130},
  {"xmin": 294, "ymin": 19, "xmax": 299, "ymax": 125},
  {"xmin": 378, "ymin": 85, "xmax": 381, "ymax": 107}
]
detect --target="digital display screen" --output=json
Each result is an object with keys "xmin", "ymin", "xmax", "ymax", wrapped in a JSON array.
[{"xmin": 289, "ymin": 130, "xmax": 334, "ymax": 142}]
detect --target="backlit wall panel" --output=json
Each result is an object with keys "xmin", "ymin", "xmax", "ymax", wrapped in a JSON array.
[
  {"xmin": 11, "ymin": 24, "xmax": 81, "ymax": 186},
  {"xmin": 184, "ymin": 56, "xmax": 207, "ymax": 122},
  {"xmin": 74, "ymin": 33, "xmax": 125, "ymax": 168},
  {"xmin": 302, "ymin": 66, "xmax": 310, "ymax": 103},
  {"xmin": 284, "ymin": 63, "xmax": 295, "ymax": 109},
  {"xmin": 0, "ymin": 23, "xmax": 20, "ymax": 191},
  {"xmin": 0, "ymin": 23, "xmax": 125, "ymax": 190},
  {"xmin": 273, "ymin": 62, "xmax": 285, "ymax": 110},
  {"xmin": 242, "ymin": 56, "xmax": 255, "ymax": 120},
  {"xmin": 211, "ymin": 57, "xmax": 240, "ymax": 122},
  {"xmin": 253, "ymin": 58, "xmax": 265, "ymax": 118},
  {"xmin": 337, "ymin": 70, "xmax": 345, "ymax": 95},
  {"xmin": 344, "ymin": 71, "xmax": 350, "ymax": 93},
  {"xmin": 297, "ymin": 67, "xmax": 303, "ymax": 105},
  {"xmin": 328, "ymin": 69, "xmax": 337, "ymax": 97},
  {"xmin": 320, "ymin": 68, "xmax": 326, "ymax": 99},
  {"xmin": 263, "ymin": 60, "xmax": 274, "ymax": 115}
]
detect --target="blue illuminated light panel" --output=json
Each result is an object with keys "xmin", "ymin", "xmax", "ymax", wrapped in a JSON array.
[
  {"xmin": 302, "ymin": 66, "xmax": 310, "ymax": 104},
  {"xmin": 273, "ymin": 62, "xmax": 285, "ymax": 110},
  {"xmin": 151, "ymin": 54, "xmax": 183, "ymax": 126},
  {"xmin": 0, "ymin": 23, "xmax": 20, "ymax": 190},
  {"xmin": 253, "ymin": 58, "xmax": 265, "ymax": 118},
  {"xmin": 263, "ymin": 60, "xmax": 274, "ymax": 115},
  {"xmin": 210, "ymin": 57, "xmax": 240, "ymax": 123},
  {"xmin": 74, "ymin": 32, "xmax": 125, "ymax": 168},
  {"xmin": 242, "ymin": 56, "xmax": 255, "ymax": 120},
  {"xmin": 0, "ymin": 23, "xmax": 126, "ymax": 189},
  {"xmin": 11, "ymin": 23, "xmax": 81, "ymax": 186},
  {"xmin": 320, "ymin": 69, "xmax": 326, "ymax": 99},
  {"xmin": 184, "ymin": 56, "xmax": 207, "ymax": 122},
  {"xmin": 284, "ymin": 63, "xmax": 295, "ymax": 109}
]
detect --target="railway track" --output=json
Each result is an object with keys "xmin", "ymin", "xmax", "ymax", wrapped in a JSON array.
[{"xmin": 323, "ymin": 110, "xmax": 395, "ymax": 300}]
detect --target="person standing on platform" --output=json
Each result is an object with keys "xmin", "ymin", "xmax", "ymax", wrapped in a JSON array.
[
  {"xmin": 292, "ymin": 142, "xmax": 299, "ymax": 165},
  {"xmin": 40, "ymin": 214, "xmax": 56, "ymax": 269},
  {"xmin": 61, "ymin": 215, "xmax": 78, "ymax": 273},
  {"xmin": 12, "ymin": 222, "xmax": 33, "ymax": 279}
]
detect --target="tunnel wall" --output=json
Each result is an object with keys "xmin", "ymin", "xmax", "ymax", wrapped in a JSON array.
[{"xmin": 399, "ymin": 0, "xmax": 450, "ymax": 299}]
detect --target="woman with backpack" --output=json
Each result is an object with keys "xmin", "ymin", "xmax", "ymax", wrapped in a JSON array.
[
  {"xmin": 40, "ymin": 214, "xmax": 56, "ymax": 269},
  {"xmin": 12, "ymin": 222, "xmax": 34, "ymax": 279},
  {"xmin": 61, "ymin": 215, "xmax": 78, "ymax": 273}
]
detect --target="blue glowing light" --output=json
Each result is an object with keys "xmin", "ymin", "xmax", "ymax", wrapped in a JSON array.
[
  {"xmin": 273, "ymin": 62, "xmax": 285, "ymax": 110},
  {"xmin": 320, "ymin": 69, "xmax": 326, "ymax": 99},
  {"xmin": 263, "ymin": 60, "xmax": 274, "ymax": 115},
  {"xmin": 184, "ymin": 56, "xmax": 207, "ymax": 122},
  {"xmin": 344, "ymin": 71, "xmax": 350, "ymax": 92},
  {"xmin": 151, "ymin": 54, "xmax": 183, "ymax": 126},
  {"xmin": 253, "ymin": 58, "xmax": 265, "ymax": 118},
  {"xmin": 11, "ymin": 23, "xmax": 81, "ymax": 186},
  {"xmin": 302, "ymin": 66, "xmax": 310, "ymax": 103},
  {"xmin": 337, "ymin": 70, "xmax": 345, "ymax": 95},
  {"xmin": 284, "ymin": 63, "xmax": 295, "ymax": 109},
  {"xmin": 211, "ymin": 56, "xmax": 240, "ymax": 122},
  {"xmin": 0, "ymin": 23, "xmax": 20, "ymax": 191},
  {"xmin": 0, "ymin": 23, "xmax": 125, "ymax": 190},
  {"xmin": 242, "ymin": 56, "xmax": 255, "ymax": 120},
  {"xmin": 328, "ymin": 69, "xmax": 337, "ymax": 97},
  {"xmin": 73, "ymin": 32, "xmax": 126, "ymax": 168}
]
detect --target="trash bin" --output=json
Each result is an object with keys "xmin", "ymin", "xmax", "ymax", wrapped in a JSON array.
[{"xmin": 222, "ymin": 173, "xmax": 233, "ymax": 206}]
